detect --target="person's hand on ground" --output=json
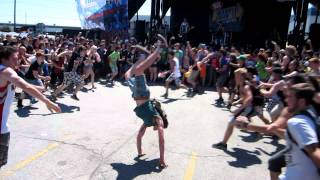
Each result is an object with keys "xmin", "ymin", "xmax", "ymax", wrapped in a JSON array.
[{"xmin": 46, "ymin": 100, "xmax": 61, "ymax": 113}]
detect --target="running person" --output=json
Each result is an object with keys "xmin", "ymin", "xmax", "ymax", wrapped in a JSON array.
[
  {"xmin": 213, "ymin": 67, "xmax": 269, "ymax": 150},
  {"xmin": 125, "ymin": 34, "xmax": 168, "ymax": 168},
  {"xmin": 84, "ymin": 45, "xmax": 101, "ymax": 89},
  {"xmin": 50, "ymin": 47, "xmax": 65, "ymax": 89},
  {"xmin": 162, "ymin": 50, "xmax": 186, "ymax": 98},
  {"xmin": 51, "ymin": 46, "xmax": 86, "ymax": 101},
  {"xmin": 22, "ymin": 51, "xmax": 51, "ymax": 104},
  {"xmin": 0, "ymin": 46, "xmax": 60, "ymax": 168},
  {"xmin": 108, "ymin": 46, "xmax": 120, "ymax": 85}
]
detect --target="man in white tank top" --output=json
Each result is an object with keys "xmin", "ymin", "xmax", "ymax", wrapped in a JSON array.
[
  {"xmin": 162, "ymin": 50, "xmax": 186, "ymax": 98},
  {"xmin": 0, "ymin": 46, "xmax": 60, "ymax": 168}
]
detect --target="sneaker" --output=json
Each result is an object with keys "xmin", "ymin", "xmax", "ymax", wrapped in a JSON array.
[
  {"xmin": 226, "ymin": 104, "xmax": 232, "ymax": 110},
  {"xmin": 186, "ymin": 88, "xmax": 192, "ymax": 97},
  {"xmin": 212, "ymin": 142, "xmax": 227, "ymax": 150},
  {"xmin": 215, "ymin": 98, "xmax": 224, "ymax": 103},
  {"xmin": 30, "ymin": 98, "xmax": 38, "ymax": 104},
  {"xmin": 50, "ymin": 95, "xmax": 57, "ymax": 102},
  {"xmin": 161, "ymin": 93, "xmax": 168, "ymax": 98},
  {"xmin": 17, "ymin": 99, "xmax": 23, "ymax": 108},
  {"xmin": 71, "ymin": 94, "xmax": 80, "ymax": 101}
]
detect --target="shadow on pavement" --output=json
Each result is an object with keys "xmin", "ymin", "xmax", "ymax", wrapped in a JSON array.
[
  {"xmin": 16, "ymin": 102, "xmax": 80, "ymax": 117},
  {"xmin": 161, "ymin": 98, "xmax": 189, "ymax": 104},
  {"xmin": 225, "ymin": 147, "xmax": 262, "ymax": 168},
  {"xmin": 56, "ymin": 102, "xmax": 80, "ymax": 113},
  {"xmin": 111, "ymin": 158, "xmax": 162, "ymax": 180},
  {"xmin": 14, "ymin": 106, "xmax": 39, "ymax": 118},
  {"xmin": 238, "ymin": 131, "xmax": 262, "ymax": 143},
  {"xmin": 257, "ymin": 137, "xmax": 286, "ymax": 156}
]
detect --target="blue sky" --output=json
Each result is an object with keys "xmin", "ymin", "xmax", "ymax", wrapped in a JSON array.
[{"xmin": 0, "ymin": 0, "xmax": 154, "ymax": 27}]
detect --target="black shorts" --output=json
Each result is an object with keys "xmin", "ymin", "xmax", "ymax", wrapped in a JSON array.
[
  {"xmin": 268, "ymin": 147, "xmax": 288, "ymax": 173},
  {"xmin": 216, "ymin": 74, "xmax": 228, "ymax": 88},
  {"xmin": 0, "ymin": 132, "xmax": 10, "ymax": 168}
]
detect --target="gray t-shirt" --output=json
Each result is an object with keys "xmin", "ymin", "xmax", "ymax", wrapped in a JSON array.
[{"xmin": 279, "ymin": 114, "xmax": 319, "ymax": 180}]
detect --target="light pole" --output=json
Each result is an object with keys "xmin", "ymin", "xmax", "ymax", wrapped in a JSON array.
[{"xmin": 14, "ymin": 0, "xmax": 16, "ymax": 32}]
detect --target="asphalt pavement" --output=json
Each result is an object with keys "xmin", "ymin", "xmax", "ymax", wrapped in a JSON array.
[{"xmin": 0, "ymin": 81, "xmax": 284, "ymax": 180}]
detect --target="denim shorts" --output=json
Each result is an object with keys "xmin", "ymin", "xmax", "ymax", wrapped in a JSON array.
[
  {"xmin": 109, "ymin": 62, "xmax": 118, "ymax": 73},
  {"xmin": 166, "ymin": 74, "xmax": 181, "ymax": 86},
  {"xmin": 127, "ymin": 75, "xmax": 150, "ymax": 99},
  {"xmin": 134, "ymin": 100, "xmax": 159, "ymax": 127}
]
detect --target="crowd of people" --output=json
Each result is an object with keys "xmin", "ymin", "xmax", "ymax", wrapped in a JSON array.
[{"xmin": 0, "ymin": 31, "xmax": 320, "ymax": 179}]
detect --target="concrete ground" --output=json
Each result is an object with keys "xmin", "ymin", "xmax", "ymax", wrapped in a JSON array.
[{"xmin": 0, "ymin": 82, "xmax": 284, "ymax": 180}]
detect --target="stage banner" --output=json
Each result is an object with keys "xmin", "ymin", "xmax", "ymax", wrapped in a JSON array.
[
  {"xmin": 75, "ymin": 0, "xmax": 129, "ymax": 31},
  {"xmin": 210, "ymin": 2, "xmax": 244, "ymax": 32},
  {"xmin": 76, "ymin": 0, "xmax": 106, "ymax": 30}
]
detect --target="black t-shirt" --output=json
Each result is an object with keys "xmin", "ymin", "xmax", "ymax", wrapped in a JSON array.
[
  {"xmin": 66, "ymin": 53, "xmax": 84, "ymax": 74},
  {"xmin": 105, "ymin": 50, "xmax": 113, "ymax": 64},
  {"xmin": 126, "ymin": 52, "xmax": 134, "ymax": 65},
  {"xmin": 25, "ymin": 60, "xmax": 43, "ymax": 80},
  {"xmin": 97, "ymin": 48, "xmax": 106, "ymax": 63},
  {"xmin": 119, "ymin": 49, "xmax": 129, "ymax": 66},
  {"xmin": 132, "ymin": 52, "xmax": 140, "ymax": 64}
]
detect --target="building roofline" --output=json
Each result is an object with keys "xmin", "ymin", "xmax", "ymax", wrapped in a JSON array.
[{"xmin": 0, "ymin": 23, "xmax": 81, "ymax": 30}]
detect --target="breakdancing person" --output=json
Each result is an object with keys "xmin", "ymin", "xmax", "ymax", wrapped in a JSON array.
[{"xmin": 125, "ymin": 34, "xmax": 168, "ymax": 168}]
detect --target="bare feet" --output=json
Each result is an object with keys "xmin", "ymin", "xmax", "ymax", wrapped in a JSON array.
[{"xmin": 158, "ymin": 161, "xmax": 168, "ymax": 169}]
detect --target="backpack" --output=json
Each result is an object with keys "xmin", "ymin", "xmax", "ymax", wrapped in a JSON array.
[
  {"xmin": 151, "ymin": 99, "xmax": 168, "ymax": 128},
  {"xmin": 287, "ymin": 106, "xmax": 320, "ymax": 174}
]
